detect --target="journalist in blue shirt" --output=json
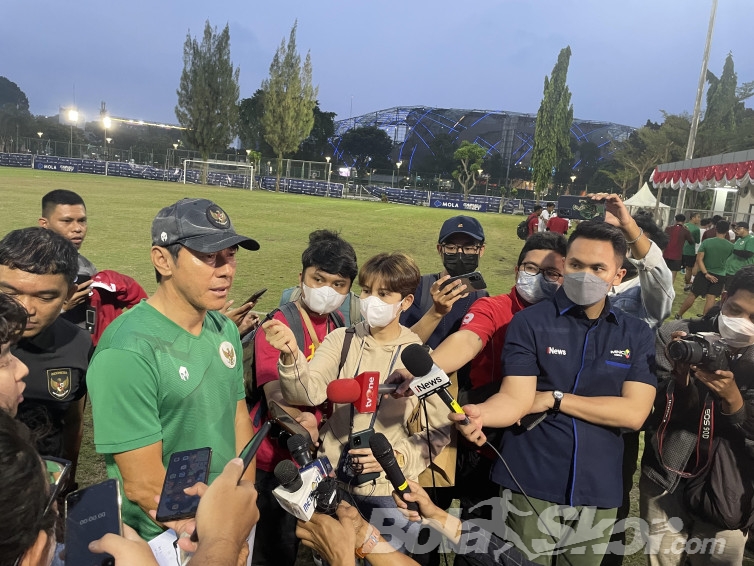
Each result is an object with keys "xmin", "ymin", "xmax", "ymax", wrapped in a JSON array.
[{"xmin": 451, "ymin": 221, "xmax": 657, "ymax": 566}]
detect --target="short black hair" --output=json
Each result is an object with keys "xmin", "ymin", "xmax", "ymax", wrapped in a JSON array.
[
  {"xmin": 517, "ymin": 232, "xmax": 567, "ymax": 265},
  {"xmin": 533, "ymin": 205, "xmax": 543, "ymax": 213},
  {"xmin": 546, "ymin": 202, "xmax": 554, "ymax": 208},
  {"xmin": 716, "ymin": 220, "xmax": 730, "ymax": 234},
  {"xmin": 41, "ymin": 189, "xmax": 86, "ymax": 218},
  {"xmin": 712, "ymin": 215, "xmax": 723, "ymax": 223},
  {"xmin": 0, "ymin": 227, "xmax": 78, "ymax": 285},
  {"xmin": 736, "ymin": 221, "xmax": 749, "ymax": 230},
  {"xmin": 634, "ymin": 214, "xmax": 668, "ymax": 250},
  {"xmin": 0, "ymin": 410, "xmax": 57, "ymax": 565},
  {"xmin": 726, "ymin": 265, "xmax": 754, "ymax": 298},
  {"xmin": 567, "ymin": 221, "xmax": 627, "ymax": 264},
  {"xmin": 0, "ymin": 295, "xmax": 27, "ymax": 346},
  {"xmin": 675, "ymin": 214, "xmax": 686, "ymax": 222},
  {"xmin": 301, "ymin": 230, "xmax": 358, "ymax": 284},
  {"xmin": 688, "ymin": 211, "xmax": 701, "ymax": 220},
  {"xmin": 701, "ymin": 217, "xmax": 713, "ymax": 226}
]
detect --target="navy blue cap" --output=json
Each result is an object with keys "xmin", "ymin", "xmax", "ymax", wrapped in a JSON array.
[{"xmin": 438, "ymin": 215, "xmax": 485, "ymax": 243}]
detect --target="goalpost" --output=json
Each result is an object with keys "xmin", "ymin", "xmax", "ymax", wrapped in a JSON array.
[{"xmin": 182, "ymin": 159, "xmax": 255, "ymax": 190}]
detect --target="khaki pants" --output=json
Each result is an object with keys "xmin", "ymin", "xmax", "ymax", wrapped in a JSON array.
[
  {"xmin": 504, "ymin": 490, "xmax": 617, "ymax": 566},
  {"xmin": 639, "ymin": 474, "xmax": 747, "ymax": 566}
]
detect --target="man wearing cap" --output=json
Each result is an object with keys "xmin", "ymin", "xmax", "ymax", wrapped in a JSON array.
[
  {"xmin": 401, "ymin": 215, "xmax": 488, "ymax": 349},
  {"xmin": 87, "ymin": 198, "xmax": 258, "ymax": 541}
]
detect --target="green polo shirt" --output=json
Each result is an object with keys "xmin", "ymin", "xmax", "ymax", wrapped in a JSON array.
[{"xmin": 725, "ymin": 233, "xmax": 754, "ymax": 275}]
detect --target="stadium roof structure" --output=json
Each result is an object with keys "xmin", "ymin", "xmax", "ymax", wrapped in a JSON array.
[{"xmin": 332, "ymin": 106, "xmax": 635, "ymax": 172}]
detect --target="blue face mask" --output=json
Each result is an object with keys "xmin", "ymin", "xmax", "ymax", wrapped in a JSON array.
[{"xmin": 515, "ymin": 271, "xmax": 560, "ymax": 304}]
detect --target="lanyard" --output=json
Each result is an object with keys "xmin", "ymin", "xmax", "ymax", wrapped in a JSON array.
[
  {"xmin": 657, "ymin": 378, "xmax": 715, "ymax": 478},
  {"xmin": 348, "ymin": 341, "xmax": 404, "ymax": 433}
]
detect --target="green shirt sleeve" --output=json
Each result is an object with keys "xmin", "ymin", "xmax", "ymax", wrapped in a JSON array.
[{"xmin": 88, "ymin": 348, "xmax": 162, "ymax": 454}]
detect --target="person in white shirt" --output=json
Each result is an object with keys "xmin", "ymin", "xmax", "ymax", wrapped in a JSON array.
[{"xmin": 538, "ymin": 202, "xmax": 554, "ymax": 232}]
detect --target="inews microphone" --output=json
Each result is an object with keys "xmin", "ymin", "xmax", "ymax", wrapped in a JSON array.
[
  {"xmin": 326, "ymin": 375, "xmax": 399, "ymax": 413},
  {"xmin": 401, "ymin": 344, "xmax": 470, "ymax": 425},
  {"xmin": 369, "ymin": 433, "xmax": 419, "ymax": 513}
]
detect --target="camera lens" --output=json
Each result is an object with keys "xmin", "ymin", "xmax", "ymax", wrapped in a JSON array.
[{"xmin": 667, "ymin": 340, "xmax": 705, "ymax": 364}]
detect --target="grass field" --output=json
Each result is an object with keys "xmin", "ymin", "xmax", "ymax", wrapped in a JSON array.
[{"xmin": 0, "ymin": 167, "xmax": 746, "ymax": 565}]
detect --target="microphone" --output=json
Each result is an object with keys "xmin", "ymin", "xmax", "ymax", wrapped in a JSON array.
[
  {"xmin": 401, "ymin": 344, "xmax": 470, "ymax": 425},
  {"xmin": 326, "ymin": 375, "xmax": 399, "ymax": 413},
  {"xmin": 287, "ymin": 434, "xmax": 313, "ymax": 467},
  {"xmin": 272, "ymin": 460, "xmax": 328, "ymax": 521},
  {"xmin": 369, "ymin": 433, "xmax": 419, "ymax": 513}
]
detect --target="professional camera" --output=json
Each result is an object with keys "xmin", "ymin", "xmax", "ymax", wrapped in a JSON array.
[{"xmin": 666, "ymin": 332, "xmax": 731, "ymax": 372}]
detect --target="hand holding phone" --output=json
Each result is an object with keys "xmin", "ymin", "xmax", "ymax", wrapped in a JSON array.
[
  {"xmin": 439, "ymin": 271, "xmax": 487, "ymax": 292},
  {"xmin": 65, "ymin": 479, "xmax": 122, "ymax": 566},
  {"xmin": 245, "ymin": 288, "xmax": 268, "ymax": 305},
  {"xmin": 268, "ymin": 400, "xmax": 315, "ymax": 451},
  {"xmin": 155, "ymin": 447, "xmax": 212, "ymax": 523}
]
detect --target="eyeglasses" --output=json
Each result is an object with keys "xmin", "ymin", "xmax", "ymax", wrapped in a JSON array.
[
  {"xmin": 441, "ymin": 244, "xmax": 482, "ymax": 255},
  {"xmin": 520, "ymin": 262, "xmax": 563, "ymax": 283}
]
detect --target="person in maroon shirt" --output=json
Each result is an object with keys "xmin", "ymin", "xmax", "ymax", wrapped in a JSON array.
[
  {"xmin": 702, "ymin": 214, "xmax": 731, "ymax": 242},
  {"xmin": 546, "ymin": 213, "xmax": 570, "ymax": 235},
  {"xmin": 663, "ymin": 214, "xmax": 695, "ymax": 282},
  {"xmin": 527, "ymin": 205, "xmax": 542, "ymax": 237}
]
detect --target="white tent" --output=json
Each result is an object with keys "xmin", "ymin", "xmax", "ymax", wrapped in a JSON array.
[{"xmin": 624, "ymin": 183, "xmax": 671, "ymax": 227}]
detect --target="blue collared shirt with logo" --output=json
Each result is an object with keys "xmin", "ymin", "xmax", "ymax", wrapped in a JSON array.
[{"xmin": 491, "ymin": 288, "xmax": 656, "ymax": 509}]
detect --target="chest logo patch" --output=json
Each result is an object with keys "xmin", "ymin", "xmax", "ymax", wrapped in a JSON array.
[
  {"xmin": 462, "ymin": 313, "xmax": 474, "ymax": 325},
  {"xmin": 610, "ymin": 349, "xmax": 631, "ymax": 359},
  {"xmin": 219, "ymin": 341, "xmax": 236, "ymax": 368},
  {"xmin": 47, "ymin": 368, "xmax": 72, "ymax": 400},
  {"xmin": 179, "ymin": 366, "xmax": 189, "ymax": 381}
]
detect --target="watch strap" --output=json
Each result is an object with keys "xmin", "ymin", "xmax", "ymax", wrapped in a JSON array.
[{"xmin": 552, "ymin": 391, "xmax": 563, "ymax": 412}]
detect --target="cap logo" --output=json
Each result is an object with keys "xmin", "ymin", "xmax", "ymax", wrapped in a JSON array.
[
  {"xmin": 160, "ymin": 231, "xmax": 168, "ymax": 243},
  {"xmin": 207, "ymin": 205, "xmax": 230, "ymax": 229},
  {"xmin": 457, "ymin": 223, "xmax": 464, "ymax": 227}
]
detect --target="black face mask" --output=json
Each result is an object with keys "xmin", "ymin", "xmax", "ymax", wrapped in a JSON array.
[{"xmin": 443, "ymin": 253, "xmax": 479, "ymax": 277}]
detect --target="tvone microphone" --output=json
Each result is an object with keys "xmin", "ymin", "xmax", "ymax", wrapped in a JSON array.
[
  {"xmin": 401, "ymin": 344, "xmax": 470, "ymax": 425},
  {"xmin": 369, "ymin": 433, "xmax": 419, "ymax": 513},
  {"xmin": 326, "ymin": 376, "xmax": 399, "ymax": 413}
]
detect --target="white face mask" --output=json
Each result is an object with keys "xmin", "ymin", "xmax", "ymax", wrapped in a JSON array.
[
  {"xmin": 301, "ymin": 283, "xmax": 347, "ymax": 315},
  {"xmin": 515, "ymin": 271, "xmax": 560, "ymax": 304},
  {"xmin": 360, "ymin": 295, "xmax": 404, "ymax": 328},
  {"xmin": 718, "ymin": 313, "xmax": 754, "ymax": 348}
]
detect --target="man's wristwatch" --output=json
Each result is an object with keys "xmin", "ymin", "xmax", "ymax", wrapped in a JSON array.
[{"xmin": 552, "ymin": 390, "xmax": 564, "ymax": 412}]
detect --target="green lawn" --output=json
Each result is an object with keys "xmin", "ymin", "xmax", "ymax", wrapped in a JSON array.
[{"xmin": 0, "ymin": 167, "xmax": 746, "ymax": 565}]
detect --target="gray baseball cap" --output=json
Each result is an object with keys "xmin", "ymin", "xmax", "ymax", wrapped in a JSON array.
[{"xmin": 151, "ymin": 198, "xmax": 259, "ymax": 253}]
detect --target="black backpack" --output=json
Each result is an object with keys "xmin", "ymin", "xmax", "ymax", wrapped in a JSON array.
[{"xmin": 516, "ymin": 218, "xmax": 529, "ymax": 240}]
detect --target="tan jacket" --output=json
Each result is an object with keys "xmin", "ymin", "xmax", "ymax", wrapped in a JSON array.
[{"xmin": 279, "ymin": 322, "xmax": 452, "ymax": 497}]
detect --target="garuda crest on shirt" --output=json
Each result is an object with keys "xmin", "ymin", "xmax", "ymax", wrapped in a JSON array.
[
  {"xmin": 219, "ymin": 341, "xmax": 236, "ymax": 369},
  {"xmin": 47, "ymin": 368, "xmax": 72, "ymax": 400}
]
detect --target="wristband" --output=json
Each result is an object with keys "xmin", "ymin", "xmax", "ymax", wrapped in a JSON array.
[
  {"xmin": 625, "ymin": 228, "xmax": 643, "ymax": 245},
  {"xmin": 355, "ymin": 524, "xmax": 380, "ymax": 558}
]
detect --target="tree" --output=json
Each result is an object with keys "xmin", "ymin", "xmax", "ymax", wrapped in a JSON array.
[
  {"xmin": 339, "ymin": 126, "xmax": 393, "ymax": 172},
  {"xmin": 531, "ymin": 46, "xmax": 574, "ymax": 200},
  {"xmin": 452, "ymin": 141, "xmax": 486, "ymax": 198},
  {"xmin": 261, "ymin": 21, "xmax": 318, "ymax": 191},
  {"xmin": 418, "ymin": 133, "xmax": 458, "ymax": 178},
  {"xmin": 294, "ymin": 104, "xmax": 336, "ymax": 161},
  {"xmin": 175, "ymin": 21, "xmax": 240, "ymax": 179},
  {"xmin": 238, "ymin": 90, "xmax": 273, "ymax": 156},
  {"xmin": 0, "ymin": 77, "xmax": 32, "ymax": 152}
]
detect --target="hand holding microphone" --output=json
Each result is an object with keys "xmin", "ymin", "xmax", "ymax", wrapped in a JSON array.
[{"xmin": 369, "ymin": 433, "xmax": 419, "ymax": 513}]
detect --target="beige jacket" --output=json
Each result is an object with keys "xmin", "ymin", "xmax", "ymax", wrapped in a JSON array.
[{"xmin": 279, "ymin": 322, "xmax": 452, "ymax": 497}]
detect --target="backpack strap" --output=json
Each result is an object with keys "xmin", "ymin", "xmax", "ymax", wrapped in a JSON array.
[
  {"xmin": 322, "ymin": 327, "xmax": 356, "ymax": 422},
  {"xmin": 278, "ymin": 301, "xmax": 306, "ymax": 351},
  {"xmin": 348, "ymin": 292, "xmax": 363, "ymax": 325}
]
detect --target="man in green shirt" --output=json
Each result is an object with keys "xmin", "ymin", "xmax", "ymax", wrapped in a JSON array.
[
  {"xmin": 682, "ymin": 212, "xmax": 701, "ymax": 291},
  {"xmin": 676, "ymin": 220, "xmax": 733, "ymax": 318},
  {"xmin": 725, "ymin": 221, "xmax": 754, "ymax": 278},
  {"xmin": 87, "ymin": 198, "xmax": 259, "ymax": 540}
]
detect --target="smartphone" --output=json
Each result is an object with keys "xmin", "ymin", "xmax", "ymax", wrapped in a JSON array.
[
  {"xmin": 439, "ymin": 271, "xmax": 487, "ymax": 292},
  {"xmin": 342, "ymin": 427, "xmax": 380, "ymax": 485},
  {"xmin": 155, "ymin": 447, "xmax": 212, "ymax": 523},
  {"xmin": 519, "ymin": 411, "xmax": 547, "ymax": 431},
  {"xmin": 557, "ymin": 196, "xmax": 606, "ymax": 221},
  {"xmin": 65, "ymin": 479, "xmax": 122, "ymax": 566},
  {"xmin": 245, "ymin": 288, "xmax": 268, "ymax": 305},
  {"xmin": 240, "ymin": 420, "xmax": 273, "ymax": 476},
  {"xmin": 268, "ymin": 400, "xmax": 315, "ymax": 451}
]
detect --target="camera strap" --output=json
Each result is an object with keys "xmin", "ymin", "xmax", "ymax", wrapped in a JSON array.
[
  {"xmin": 657, "ymin": 379, "xmax": 715, "ymax": 478},
  {"xmin": 348, "ymin": 344, "xmax": 403, "ymax": 434}
]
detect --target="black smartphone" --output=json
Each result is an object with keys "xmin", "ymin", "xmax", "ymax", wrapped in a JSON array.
[
  {"xmin": 439, "ymin": 271, "xmax": 487, "ymax": 292},
  {"xmin": 240, "ymin": 420, "xmax": 273, "ymax": 476},
  {"xmin": 268, "ymin": 400, "xmax": 315, "ymax": 450},
  {"xmin": 155, "ymin": 447, "xmax": 212, "ymax": 523},
  {"xmin": 65, "ymin": 479, "xmax": 122, "ymax": 566},
  {"xmin": 519, "ymin": 412, "xmax": 547, "ymax": 431},
  {"xmin": 338, "ymin": 427, "xmax": 380, "ymax": 485},
  {"xmin": 245, "ymin": 288, "xmax": 268, "ymax": 305},
  {"xmin": 556, "ymin": 196, "xmax": 606, "ymax": 221}
]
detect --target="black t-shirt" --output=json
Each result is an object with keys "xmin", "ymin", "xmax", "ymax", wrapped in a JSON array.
[{"xmin": 12, "ymin": 317, "xmax": 92, "ymax": 457}]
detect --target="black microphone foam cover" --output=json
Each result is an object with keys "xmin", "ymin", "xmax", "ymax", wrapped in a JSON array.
[
  {"xmin": 369, "ymin": 432, "xmax": 394, "ymax": 461},
  {"xmin": 401, "ymin": 344, "xmax": 433, "ymax": 377},
  {"xmin": 287, "ymin": 434, "xmax": 313, "ymax": 466},
  {"xmin": 274, "ymin": 460, "xmax": 303, "ymax": 492}
]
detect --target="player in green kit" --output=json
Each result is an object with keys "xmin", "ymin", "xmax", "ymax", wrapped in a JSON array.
[{"xmin": 87, "ymin": 198, "xmax": 259, "ymax": 540}]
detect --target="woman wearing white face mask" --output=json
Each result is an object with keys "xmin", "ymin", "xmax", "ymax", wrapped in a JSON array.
[{"xmin": 263, "ymin": 252, "xmax": 452, "ymax": 542}]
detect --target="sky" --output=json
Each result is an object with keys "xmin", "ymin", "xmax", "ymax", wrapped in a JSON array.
[{"xmin": 1, "ymin": 0, "xmax": 751, "ymax": 130}]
